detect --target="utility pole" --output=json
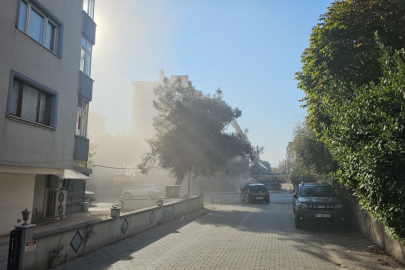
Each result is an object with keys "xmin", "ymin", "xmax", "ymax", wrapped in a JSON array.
[
  {"xmin": 188, "ymin": 170, "xmax": 191, "ymax": 196},
  {"xmin": 216, "ymin": 173, "xmax": 219, "ymax": 193}
]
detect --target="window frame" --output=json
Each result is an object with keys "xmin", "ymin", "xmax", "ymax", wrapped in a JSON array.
[
  {"xmin": 76, "ymin": 96, "xmax": 89, "ymax": 138},
  {"xmin": 7, "ymin": 70, "xmax": 59, "ymax": 129},
  {"xmin": 16, "ymin": 0, "xmax": 64, "ymax": 57},
  {"xmin": 80, "ymin": 35, "xmax": 93, "ymax": 77},
  {"xmin": 83, "ymin": 0, "xmax": 95, "ymax": 20}
]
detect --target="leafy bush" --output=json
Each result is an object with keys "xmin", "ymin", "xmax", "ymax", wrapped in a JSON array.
[
  {"xmin": 296, "ymin": 0, "xmax": 405, "ymax": 240},
  {"xmin": 325, "ymin": 46, "xmax": 405, "ymax": 240}
]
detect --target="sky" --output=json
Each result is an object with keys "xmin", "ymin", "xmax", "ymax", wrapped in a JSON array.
[{"xmin": 91, "ymin": 0, "xmax": 333, "ymax": 168}]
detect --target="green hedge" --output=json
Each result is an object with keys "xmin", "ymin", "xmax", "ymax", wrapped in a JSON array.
[{"xmin": 324, "ymin": 45, "xmax": 405, "ymax": 240}]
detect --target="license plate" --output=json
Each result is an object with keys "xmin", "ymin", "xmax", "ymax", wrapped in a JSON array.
[
  {"xmin": 256, "ymin": 197, "xmax": 263, "ymax": 199},
  {"xmin": 315, "ymin": 214, "xmax": 331, "ymax": 218}
]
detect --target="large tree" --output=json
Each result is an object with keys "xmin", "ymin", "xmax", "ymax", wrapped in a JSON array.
[
  {"xmin": 296, "ymin": 0, "xmax": 405, "ymax": 240},
  {"xmin": 138, "ymin": 78, "xmax": 251, "ymax": 185},
  {"xmin": 296, "ymin": 0, "xmax": 405, "ymax": 133},
  {"xmin": 324, "ymin": 46, "xmax": 405, "ymax": 239},
  {"xmin": 289, "ymin": 121, "xmax": 338, "ymax": 186},
  {"xmin": 291, "ymin": 121, "xmax": 338, "ymax": 177}
]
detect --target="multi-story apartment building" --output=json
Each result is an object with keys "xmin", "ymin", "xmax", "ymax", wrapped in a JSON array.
[
  {"xmin": 131, "ymin": 70, "xmax": 189, "ymax": 141},
  {"xmin": 0, "ymin": 0, "xmax": 96, "ymax": 236}
]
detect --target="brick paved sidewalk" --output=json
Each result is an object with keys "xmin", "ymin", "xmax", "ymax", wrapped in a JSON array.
[{"xmin": 55, "ymin": 203, "xmax": 404, "ymax": 270}]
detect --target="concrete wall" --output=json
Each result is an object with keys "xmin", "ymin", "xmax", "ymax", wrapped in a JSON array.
[
  {"xmin": 340, "ymin": 188, "xmax": 405, "ymax": 264},
  {"xmin": 0, "ymin": 0, "xmax": 83, "ymax": 169},
  {"xmin": 120, "ymin": 198, "xmax": 184, "ymax": 211},
  {"xmin": 22, "ymin": 196, "xmax": 204, "ymax": 269},
  {"xmin": 0, "ymin": 173, "xmax": 36, "ymax": 236},
  {"xmin": 120, "ymin": 198, "xmax": 156, "ymax": 211},
  {"xmin": 32, "ymin": 175, "xmax": 47, "ymax": 223}
]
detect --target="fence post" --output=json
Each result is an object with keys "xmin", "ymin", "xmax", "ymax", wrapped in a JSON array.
[
  {"xmin": 8, "ymin": 224, "xmax": 36, "ymax": 270},
  {"xmin": 110, "ymin": 206, "xmax": 121, "ymax": 218}
]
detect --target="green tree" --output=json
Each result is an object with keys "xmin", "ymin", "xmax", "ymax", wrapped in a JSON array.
[
  {"xmin": 138, "ymin": 78, "xmax": 251, "ymax": 185},
  {"xmin": 277, "ymin": 159, "xmax": 287, "ymax": 175},
  {"xmin": 296, "ymin": 0, "xmax": 405, "ymax": 134},
  {"xmin": 296, "ymin": 0, "xmax": 405, "ymax": 240},
  {"xmin": 291, "ymin": 121, "xmax": 338, "ymax": 177},
  {"xmin": 324, "ymin": 46, "xmax": 405, "ymax": 240}
]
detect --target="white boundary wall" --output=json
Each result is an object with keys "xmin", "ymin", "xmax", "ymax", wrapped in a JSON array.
[{"xmin": 22, "ymin": 196, "xmax": 204, "ymax": 269}]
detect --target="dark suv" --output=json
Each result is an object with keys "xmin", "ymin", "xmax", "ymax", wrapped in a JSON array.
[
  {"xmin": 240, "ymin": 183, "xmax": 270, "ymax": 204},
  {"xmin": 293, "ymin": 182, "xmax": 345, "ymax": 228}
]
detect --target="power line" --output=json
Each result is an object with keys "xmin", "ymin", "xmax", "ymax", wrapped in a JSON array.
[{"xmin": 92, "ymin": 165, "xmax": 139, "ymax": 170}]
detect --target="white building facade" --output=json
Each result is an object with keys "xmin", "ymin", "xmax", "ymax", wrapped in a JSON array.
[{"xmin": 0, "ymin": 0, "xmax": 96, "ymax": 236}]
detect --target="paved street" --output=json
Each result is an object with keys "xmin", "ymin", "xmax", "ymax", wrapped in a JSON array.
[{"xmin": 55, "ymin": 191, "xmax": 403, "ymax": 270}]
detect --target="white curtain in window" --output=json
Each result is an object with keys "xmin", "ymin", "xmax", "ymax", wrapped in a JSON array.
[
  {"xmin": 80, "ymin": 48, "xmax": 86, "ymax": 73},
  {"xmin": 21, "ymin": 85, "xmax": 38, "ymax": 122},
  {"xmin": 39, "ymin": 93, "xmax": 50, "ymax": 124},
  {"xmin": 84, "ymin": 52, "xmax": 91, "ymax": 76},
  {"xmin": 82, "ymin": 111, "xmax": 88, "ymax": 137}
]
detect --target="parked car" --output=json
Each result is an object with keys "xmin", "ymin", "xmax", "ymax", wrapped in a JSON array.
[
  {"xmin": 239, "ymin": 183, "xmax": 270, "ymax": 204},
  {"xmin": 121, "ymin": 184, "xmax": 163, "ymax": 198},
  {"xmin": 293, "ymin": 182, "xmax": 346, "ymax": 229},
  {"xmin": 85, "ymin": 191, "xmax": 96, "ymax": 202}
]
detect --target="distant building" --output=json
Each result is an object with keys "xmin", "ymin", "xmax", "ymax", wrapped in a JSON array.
[
  {"xmin": 130, "ymin": 70, "xmax": 190, "ymax": 186},
  {"xmin": 0, "ymin": 0, "xmax": 97, "ymax": 235},
  {"xmin": 131, "ymin": 70, "xmax": 189, "ymax": 142},
  {"xmin": 286, "ymin": 142, "xmax": 296, "ymax": 174}
]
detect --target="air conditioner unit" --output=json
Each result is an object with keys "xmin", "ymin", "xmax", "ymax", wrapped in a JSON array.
[{"xmin": 47, "ymin": 189, "xmax": 67, "ymax": 218}]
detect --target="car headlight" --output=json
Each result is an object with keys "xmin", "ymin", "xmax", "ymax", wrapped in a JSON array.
[
  {"xmin": 335, "ymin": 203, "xmax": 344, "ymax": 209},
  {"xmin": 297, "ymin": 202, "xmax": 308, "ymax": 209}
]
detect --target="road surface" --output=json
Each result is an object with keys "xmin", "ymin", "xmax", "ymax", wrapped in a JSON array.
[{"xmin": 55, "ymin": 190, "xmax": 403, "ymax": 269}]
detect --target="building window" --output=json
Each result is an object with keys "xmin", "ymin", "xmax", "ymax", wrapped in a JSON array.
[
  {"xmin": 80, "ymin": 36, "xmax": 93, "ymax": 76},
  {"xmin": 9, "ymin": 79, "xmax": 53, "ymax": 126},
  {"xmin": 17, "ymin": 0, "xmax": 63, "ymax": 55},
  {"xmin": 76, "ymin": 96, "xmax": 89, "ymax": 137},
  {"xmin": 83, "ymin": 0, "xmax": 95, "ymax": 20}
]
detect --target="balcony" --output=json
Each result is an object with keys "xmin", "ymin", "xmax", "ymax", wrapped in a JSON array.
[
  {"xmin": 82, "ymin": 11, "xmax": 96, "ymax": 45},
  {"xmin": 79, "ymin": 71, "xmax": 93, "ymax": 101},
  {"xmin": 74, "ymin": 136, "xmax": 89, "ymax": 161}
]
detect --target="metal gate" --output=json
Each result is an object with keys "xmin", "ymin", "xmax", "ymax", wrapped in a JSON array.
[{"xmin": 7, "ymin": 229, "xmax": 22, "ymax": 270}]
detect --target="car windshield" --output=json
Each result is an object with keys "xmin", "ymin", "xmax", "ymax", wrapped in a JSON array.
[
  {"xmin": 250, "ymin": 186, "xmax": 267, "ymax": 192},
  {"xmin": 299, "ymin": 186, "xmax": 336, "ymax": 197}
]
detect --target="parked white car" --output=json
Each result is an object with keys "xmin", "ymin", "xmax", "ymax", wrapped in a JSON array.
[{"xmin": 121, "ymin": 184, "xmax": 163, "ymax": 198}]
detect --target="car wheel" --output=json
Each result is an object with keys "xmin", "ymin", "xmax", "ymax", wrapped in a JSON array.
[
  {"xmin": 266, "ymin": 199, "xmax": 270, "ymax": 204},
  {"xmin": 295, "ymin": 218, "xmax": 303, "ymax": 229},
  {"xmin": 148, "ymin": 192, "xmax": 155, "ymax": 198},
  {"xmin": 124, "ymin": 192, "xmax": 131, "ymax": 199},
  {"xmin": 240, "ymin": 194, "xmax": 245, "ymax": 202}
]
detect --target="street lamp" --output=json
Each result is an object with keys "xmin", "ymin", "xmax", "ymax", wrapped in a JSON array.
[{"xmin": 21, "ymin": 208, "xmax": 31, "ymax": 225}]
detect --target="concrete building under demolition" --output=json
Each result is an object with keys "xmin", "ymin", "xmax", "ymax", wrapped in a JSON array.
[{"xmin": 131, "ymin": 70, "xmax": 189, "ymax": 141}]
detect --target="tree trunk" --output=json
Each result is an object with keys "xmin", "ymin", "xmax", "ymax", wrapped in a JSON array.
[{"xmin": 175, "ymin": 175, "xmax": 184, "ymax": 185}]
